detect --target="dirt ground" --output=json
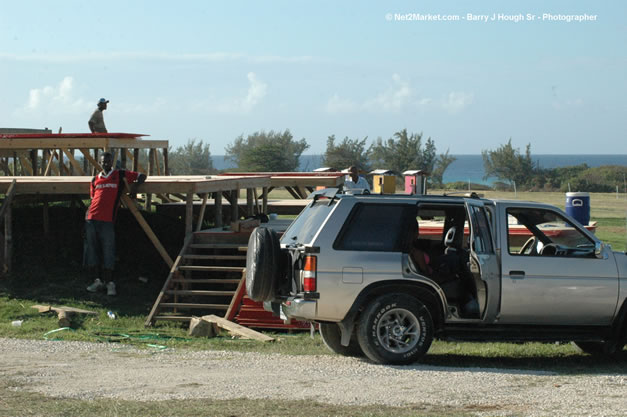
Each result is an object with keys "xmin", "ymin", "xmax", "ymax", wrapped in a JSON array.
[{"xmin": 2, "ymin": 338, "xmax": 626, "ymax": 417}]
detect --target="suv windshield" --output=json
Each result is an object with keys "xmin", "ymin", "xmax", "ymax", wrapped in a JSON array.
[{"xmin": 281, "ymin": 199, "xmax": 336, "ymax": 246}]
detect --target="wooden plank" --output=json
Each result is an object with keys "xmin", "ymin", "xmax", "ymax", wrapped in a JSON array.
[
  {"xmin": 201, "ymin": 314, "xmax": 275, "ymax": 342},
  {"xmin": 79, "ymin": 148, "xmax": 103, "ymax": 172},
  {"xmin": 61, "ymin": 149, "xmax": 85, "ymax": 175},
  {"xmin": 225, "ymin": 273, "xmax": 246, "ymax": 321},
  {"xmin": 214, "ymin": 191, "xmax": 222, "ymax": 228},
  {"xmin": 0, "ymin": 180, "xmax": 17, "ymax": 219},
  {"xmin": 195, "ymin": 193, "xmax": 208, "ymax": 232},
  {"xmin": 170, "ymin": 278, "xmax": 241, "ymax": 284},
  {"xmin": 31, "ymin": 304, "xmax": 97, "ymax": 315},
  {"xmin": 165, "ymin": 290, "xmax": 235, "ymax": 296},
  {"xmin": 0, "ymin": 138, "xmax": 168, "ymax": 150},
  {"xmin": 185, "ymin": 190, "xmax": 193, "ymax": 237}
]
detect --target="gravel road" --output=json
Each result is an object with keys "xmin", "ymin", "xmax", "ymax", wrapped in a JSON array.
[{"xmin": 1, "ymin": 338, "xmax": 625, "ymax": 416}]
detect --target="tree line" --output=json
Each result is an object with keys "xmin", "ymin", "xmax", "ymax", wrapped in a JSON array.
[
  {"xmin": 167, "ymin": 133, "xmax": 625, "ymax": 192},
  {"xmin": 169, "ymin": 129, "xmax": 456, "ymax": 187}
]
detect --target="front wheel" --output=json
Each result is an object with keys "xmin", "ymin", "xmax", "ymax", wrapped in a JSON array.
[{"xmin": 357, "ymin": 294, "xmax": 434, "ymax": 365}]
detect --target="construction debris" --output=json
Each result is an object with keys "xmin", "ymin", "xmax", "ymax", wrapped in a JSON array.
[
  {"xmin": 200, "ymin": 314, "xmax": 275, "ymax": 342},
  {"xmin": 32, "ymin": 304, "xmax": 97, "ymax": 327}
]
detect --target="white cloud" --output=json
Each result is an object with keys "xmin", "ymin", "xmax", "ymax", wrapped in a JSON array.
[
  {"xmin": 18, "ymin": 76, "xmax": 90, "ymax": 114},
  {"xmin": 326, "ymin": 74, "xmax": 431, "ymax": 114},
  {"xmin": 364, "ymin": 73, "xmax": 412, "ymax": 112},
  {"xmin": 202, "ymin": 72, "xmax": 268, "ymax": 114},
  {"xmin": 325, "ymin": 94, "xmax": 359, "ymax": 113},
  {"xmin": 441, "ymin": 91, "xmax": 474, "ymax": 113}
]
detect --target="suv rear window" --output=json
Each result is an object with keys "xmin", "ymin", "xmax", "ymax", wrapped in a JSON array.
[
  {"xmin": 334, "ymin": 203, "xmax": 413, "ymax": 252},
  {"xmin": 281, "ymin": 200, "xmax": 336, "ymax": 245}
]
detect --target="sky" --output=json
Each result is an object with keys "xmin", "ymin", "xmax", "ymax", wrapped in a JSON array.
[{"xmin": 1, "ymin": 0, "xmax": 626, "ymax": 156}]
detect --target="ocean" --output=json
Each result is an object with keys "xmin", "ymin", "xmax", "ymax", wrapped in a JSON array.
[{"xmin": 212, "ymin": 154, "xmax": 627, "ymax": 185}]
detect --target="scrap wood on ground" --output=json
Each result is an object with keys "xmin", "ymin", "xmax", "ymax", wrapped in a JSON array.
[
  {"xmin": 188, "ymin": 314, "xmax": 275, "ymax": 342},
  {"xmin": 32, "ymin": 304, "xmax": 97, "ymax": 327}
]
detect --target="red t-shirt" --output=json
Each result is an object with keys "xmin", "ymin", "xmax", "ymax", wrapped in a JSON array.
[{"xmin": 87, "ymin": 170, "xmax": 140, "ymax": 222}]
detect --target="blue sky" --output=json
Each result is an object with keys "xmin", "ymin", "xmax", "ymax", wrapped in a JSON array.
[{"xmin": 1, "ymin": 0, "xmax": 625, "ymax": 155}]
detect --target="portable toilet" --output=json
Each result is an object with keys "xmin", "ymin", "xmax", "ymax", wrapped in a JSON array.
[
  {"xmin": 403, "ymin": 170, "xmax": 430, "ymax": 195},
  {"xmin": 370, "ymin": 169, "xmax": 396, "ymax": 194}
]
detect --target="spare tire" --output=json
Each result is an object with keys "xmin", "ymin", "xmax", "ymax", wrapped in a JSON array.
[{"xmin": 246, "ymin": 227, "xmax": 279, "ymax": 302}]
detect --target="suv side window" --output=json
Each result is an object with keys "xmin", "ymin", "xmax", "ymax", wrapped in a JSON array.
[
  {"xmin": 470, "ymin": 206, "xmax": 494, "ymax": 254},
  {"xmin": 334, "ymin": 203, "xmax": 412, "ymax": 252}
]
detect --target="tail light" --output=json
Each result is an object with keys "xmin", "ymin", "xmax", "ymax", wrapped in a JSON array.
[{"xmin": 302, "ymin": 255, "xmax": 317, "ymax": 292}]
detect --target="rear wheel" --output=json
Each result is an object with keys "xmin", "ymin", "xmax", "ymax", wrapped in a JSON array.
[
  {"xmin": 319, "ymin": 323, "xmax": 363, "ymax": 357},
  {"xmin": 357, "ymin": 294, "xmax": 434, "ymax": 365}
]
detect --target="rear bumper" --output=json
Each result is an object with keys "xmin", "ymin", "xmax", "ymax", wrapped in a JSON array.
[{"xmin": 281, "ymin": 298, "xmax": 317, "ymax": 321}]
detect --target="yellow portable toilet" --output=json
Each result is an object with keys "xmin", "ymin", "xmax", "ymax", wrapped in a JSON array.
[{"xmin": 370, "ymin": 169, "xmax": 396, "ymax": 194}]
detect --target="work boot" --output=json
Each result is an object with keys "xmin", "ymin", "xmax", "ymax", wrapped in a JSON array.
[
  {"xmin": 86, "ymin": 278, "xmax": 105, "ymax": 293},
  {"xmin": 106, "ymin": 281, "xmax": 117, "ymax": 296}
]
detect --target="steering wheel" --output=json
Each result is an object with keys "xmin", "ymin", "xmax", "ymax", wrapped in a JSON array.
[
  {"xmin": 539, "ymin": 243, "xmax": 559, "ymax": 256},
  {"xmin": 519, "ymin": 237, "xmax": 537, "ymax": 255}
]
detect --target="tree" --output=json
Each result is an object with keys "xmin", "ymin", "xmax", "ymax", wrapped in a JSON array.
[
  {"xmin": 368, "ymin": 129, "xmax": 437, "ymax": 176},
  {"xmin": 322, "ymin": 135, "xmax": 370, "ymax": 171},
  {"xmin": 168, "ymin": 139, "xmax": 214, "ymax": 175},
  {"xmin": 225, "ymin": 129, "xmax": 309, "ymax": 172},
  {"xmin": 430, "ymin": 149, "xmax": 457, "ymax": 188},
  {"xmin": 482, "ymin": 139, "xmax": 535, "ymax": 186}
]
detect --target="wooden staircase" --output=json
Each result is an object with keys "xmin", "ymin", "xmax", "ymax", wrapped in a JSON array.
[
  {"xmin": 145, "ymin": 229, "xmax": 310, "ymax": 330},
  {"xmin": 145, "ymin": 232, "xmax": 248, "ymax": 326}
]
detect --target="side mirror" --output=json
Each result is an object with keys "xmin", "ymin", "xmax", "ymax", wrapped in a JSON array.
[{"xmin": 595, "ymin": 242, "xmax": 605, "ymax": 259}]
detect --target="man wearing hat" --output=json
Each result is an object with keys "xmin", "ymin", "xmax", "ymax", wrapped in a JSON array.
[{"xmin": 88, "ymin": 98, "xmax": 109, "ymax": 133}]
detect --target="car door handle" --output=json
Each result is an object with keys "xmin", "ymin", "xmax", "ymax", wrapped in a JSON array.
[{"xmin": 509, "ymin": 270, "xmax": 525, "ymax": 278}]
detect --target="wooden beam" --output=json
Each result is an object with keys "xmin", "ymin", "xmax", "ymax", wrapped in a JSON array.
[
  {"xmin": 61, "ymin": 149, "xmax": 85, "ymax": 175},
  {"xmin": 185, "ymin": 190, "xmax": 194, "ymax": 237},
  {"xmin": 79, "ymin": 148, "xmax": 103, "ymax": 172},
  {"xmin": 195, "ymin": 193, "xmax": 208, "ymax": 232},
  {"xmin": 225, "ymin": 272, "xmax": 246, "ymax": 321}
]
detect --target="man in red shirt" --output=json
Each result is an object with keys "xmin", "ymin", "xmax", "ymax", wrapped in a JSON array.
[{"xmin": 85, "ymin": 152, "xmax": 146, "ymax": 296}]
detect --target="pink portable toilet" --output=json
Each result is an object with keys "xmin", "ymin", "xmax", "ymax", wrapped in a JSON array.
[{"xmin": 403, "ymin": 170, "xmax": 429, "ymax": 195}]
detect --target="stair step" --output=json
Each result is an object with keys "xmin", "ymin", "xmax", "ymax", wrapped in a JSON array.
[
  {"xmin": 171, "ymin": 279, "xmax": 242, "ymax": 284},
  {"xmin": 159, "ymin": 303, "xmax": 229, "ymax": 309},
  {"xmin": 189, "ymin": 243, "xmax": 247, "ymax": 251},
  {"xmin": 165, "ymin": 290, "xmax": 236, "ymax": 296},
  {"xmin": 179, "ymin": 266, "xmax": 245, "ymax": 272},
  {"xmin": 182, "ymin": 254, "xmax": 247, "ymax": 261}
]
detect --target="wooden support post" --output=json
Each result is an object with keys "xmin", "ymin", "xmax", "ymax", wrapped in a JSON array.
[
  {"xmin": 185, "ymin": 190, "xmax": 194, "ymax": 237},
  {"xmin": 154, "ymin": 150, "xmax": 161, "ymax": 176},
  {"xmin": 262, "ymin": 186, "xmax": 268, "ymax": 214},
  {"xmin": 231, "ymin": 189, "xmax": 239, "ymax": 222},
  {"xmin": 215, "ymin": 192, "xmax": 223, "ymax": 228},
  {"xmin": 93, "ymin": 149, "xmax": 99, "ymax": 176},
  {"xmin": 120, "ymin": 148, "xmax": 127, "ymax": 169},
  {"xmin": 30, "ymin": 149, "xmax": 37, "ymax": 176},
  {"xmin": 146, "ymin": 149, "xmax": 155, "ymax": 211},
  {"xmin": 12, "ymin": 152, "xmax": 17, "ymax": 176},
  {"xmin": 133, "ymin": 149, "xmax": 139, "ymax": 172},
  {"xmin": 82, "ymin": 148, "xmax": 88, "ymax": 173},
  {"xmin": 195, "ymin": 193, "xmax": 208, "ymax": 232},
  {"xmin": 163, "ymin": 147, "xmax": 169, "ymax": 175},
  {"xmin": 58, "ymin": 149, "xmax": 63, "ymax": 176},
  {"xmin": 246, "ymin": 188, "xmax": 253, "ymax": 217}
]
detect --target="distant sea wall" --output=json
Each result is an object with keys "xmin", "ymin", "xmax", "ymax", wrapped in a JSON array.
[{"xmin": 212, "ymin": 154, "xmax": 627, "ymax": 185}]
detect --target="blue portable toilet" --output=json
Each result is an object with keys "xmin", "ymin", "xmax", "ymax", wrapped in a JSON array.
[{"xmin": 565, "ymin": 192, "xmax": 590, "ymax": 226}]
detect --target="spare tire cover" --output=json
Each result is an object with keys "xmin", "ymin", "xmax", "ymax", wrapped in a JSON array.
[{"xmin": 246, "ymin": 227, "xmax": 278, "ymax": 302}]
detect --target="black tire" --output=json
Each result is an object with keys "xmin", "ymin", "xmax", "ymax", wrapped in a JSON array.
[
  {"xmin": 357, "ymin": 294, "xmax": 434, "ymax": 365},
  {"xmin": 574, "ymin": 341, "xmax": 625, "ymax": 356},
  {"xmin": 319, "ymin": 323, "xmax": 364, "ymax": 357},
  {"xmin": 246, "ymin": 227, "xmax": 279, "ymax": 302}
]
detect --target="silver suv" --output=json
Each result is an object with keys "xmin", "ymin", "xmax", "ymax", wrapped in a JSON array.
[{"xmin": 246, "ymin": 189, "xmax": 627, "ymax": 364}]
